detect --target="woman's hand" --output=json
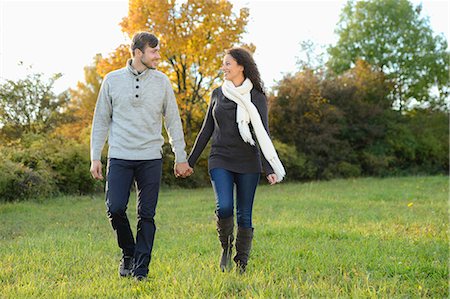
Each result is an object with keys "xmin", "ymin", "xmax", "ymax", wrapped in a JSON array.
[{"xmin": 266, "ymin": 173, "xmax": 278, "ymax": 185}]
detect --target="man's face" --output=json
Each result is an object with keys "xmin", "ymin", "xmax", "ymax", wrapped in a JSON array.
[{"xmin": 138, "ymin": 44, "xmax": 161, "ymax": 69}]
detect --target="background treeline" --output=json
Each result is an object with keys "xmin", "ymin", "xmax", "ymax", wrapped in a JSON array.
[
  {"xmin": 269, "ymin": 61, "xmax": 448, "ymax": 180},
  {"xmin": 0, "ymin": 0, "xmax": 448, "ymax": 201}
]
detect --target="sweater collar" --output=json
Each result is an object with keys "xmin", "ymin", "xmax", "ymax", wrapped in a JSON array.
[{"xmin": 126, "ymin": 59, "xmax": 153, "ymax": 77}]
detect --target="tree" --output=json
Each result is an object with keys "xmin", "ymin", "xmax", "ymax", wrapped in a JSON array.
[
  {"xmin": 322, "ymin": 60, "xmax": 393, "ymax": 174},
  {"xmin": 0, "ymin": 71, "xmax": 69, "ymax": 140},
  {"xmin": 296, "ymin": 40, "xmax": 327, "ymax": 73},
  {"xmin": 328, "ymin": 0, "xmax": 449, "ymax": 111},
  {"xmin": 97, "ymin": 0, "xmax": 250, "ymax": 140},
  {"xmin": 323, "ymin": 60, "xmax": 392, "ymax": 147},
  {"xmin": 56, "ymin": 54, "xmax": 103, "ymax": 141},
  {"xmin": 269, "ymin": 69, "xmax": 353, "ymax": 179}
]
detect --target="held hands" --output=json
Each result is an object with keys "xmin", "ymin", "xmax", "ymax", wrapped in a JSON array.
[
  {"xmin": 267, "ymin": 173, "xmax": 278, "ymax": 185},
  {"xmin": 174, "ymin": 162, "xmax": 194, "ymax": 178},
  {"xmin": 90, "ymin": 160, "xmax": 104, "ymax": 180},
  {"xmin": 90, "ymin": 160, "xmax": 193, "ymax": 180}
]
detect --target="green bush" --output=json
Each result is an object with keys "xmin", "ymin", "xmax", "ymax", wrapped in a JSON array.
[
  {"xmin": 382, "ymin": 110, "xmax": 449, "ymax": 175},
  {"xmin": 48, "ymin": 142, "xmax": 102, "ymax": 194},
  {"xmin": 0, "ymin": 159, "xmax": 55, "ymax": 202},
  {"xmin": 2, "ymin": 133, "xmax": 102, "ymax": 200},
  {"xmin": 273, "ymin": 140, "xmax": 315, "ymax": 180},
  {"xmin": 1, "ymin": 107, "xmax": 447, "ymax": 202},
  {"xmin": 409, "ymin": 110, "xmax": 449, "ymax": 173},
  {"xmin": 360, "ymin": 150, "xmax": 393, "ymax": 176}
]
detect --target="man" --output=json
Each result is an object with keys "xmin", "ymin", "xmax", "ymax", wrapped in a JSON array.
[{"xmin": 90, "ymin": 32, "xmax": 192, "ymax": 281}]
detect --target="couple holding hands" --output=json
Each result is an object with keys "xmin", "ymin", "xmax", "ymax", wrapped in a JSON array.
[{"xmin": 90, "ymin": 32, "xmax": 285, "ymax": 281}]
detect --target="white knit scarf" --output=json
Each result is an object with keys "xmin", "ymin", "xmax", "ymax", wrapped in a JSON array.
[{"xmin": 221, "ymin": 79, "xmax": 286, "ymax": 182}]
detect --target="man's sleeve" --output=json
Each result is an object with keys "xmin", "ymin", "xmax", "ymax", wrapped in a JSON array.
[
  {"xmin": 90, "ymin": 77, "xmax": 112, "ymax": 161},
  {"xmin": 162, "ymin": 77, "xmax": 187, "ymax": 163}
]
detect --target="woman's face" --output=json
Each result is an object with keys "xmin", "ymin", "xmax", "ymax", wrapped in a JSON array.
[{"xmin": 221, "ymin": 54, "xmax": 244, "ymax": 82}]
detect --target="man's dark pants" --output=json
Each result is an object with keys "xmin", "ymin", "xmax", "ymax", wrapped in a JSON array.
[{"xmin": 105, "ymin": 158, "xmax": 162, "ymax": 277}]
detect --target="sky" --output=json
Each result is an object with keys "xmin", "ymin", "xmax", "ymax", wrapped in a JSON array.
[{"xmin": 1, "ymin": 0, "xmax": 449, "ymax": 93}]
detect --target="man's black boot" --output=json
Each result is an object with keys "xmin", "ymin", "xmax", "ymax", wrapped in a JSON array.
[{"xmin": 119, "ymin": 256, "xmax": 134, "ymax": 277}]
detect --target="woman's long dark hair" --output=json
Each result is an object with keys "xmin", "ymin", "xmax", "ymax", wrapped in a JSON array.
[{"xmin": 226, "ymin": 48, "xmax": 265, "ymax": 94}]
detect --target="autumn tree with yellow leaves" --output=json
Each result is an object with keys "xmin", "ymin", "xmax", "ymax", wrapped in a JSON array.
[
  {"xmin": 97, "ymin": 0, "xmax": 251, "ymax": 140},
  {"xmin": 56, "ymin": 54, "xmax": 103, "ymax": 142}
]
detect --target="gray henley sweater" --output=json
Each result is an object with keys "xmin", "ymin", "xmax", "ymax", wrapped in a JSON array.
[{"xmin": 90, "ymin": 60, "xmax": 187, "ymax": 162}]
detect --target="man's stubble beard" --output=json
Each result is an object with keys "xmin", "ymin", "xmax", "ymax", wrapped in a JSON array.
[{"xmin": 141, "ymin": 57, "xmax": 157, "ymax": 70}]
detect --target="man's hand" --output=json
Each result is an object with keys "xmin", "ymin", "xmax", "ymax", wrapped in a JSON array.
[
  {"xmin": 90, "ymin": 160, "xmax": 104, "ymax": 180},
  {"xmin": 267, "ymin": 173, "xmax": 278, "ymax": 185},
  {"xmin": 174, "ymin": 162, "xmax": 193, "ymax": 178}
]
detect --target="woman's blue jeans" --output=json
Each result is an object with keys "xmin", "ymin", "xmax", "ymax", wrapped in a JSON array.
[{"xmin": 209, "ymin": 168, "xmax": 260, "ymax": 228}]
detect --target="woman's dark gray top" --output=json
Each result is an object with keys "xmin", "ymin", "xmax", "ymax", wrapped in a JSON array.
[{"xmin": 188, "ymin": 87, "xmax": 274, "ymax": 175}]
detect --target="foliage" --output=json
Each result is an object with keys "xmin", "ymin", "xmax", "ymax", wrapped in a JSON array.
[
  {"xmin": 269, "ymin": 68, "xmax": 352, "ymax": 179},
  {"xmin": 0, "ymin": 71, "xmax": 70, "ymax": 140},
  {"xmin": 269, "ymin": 61, "xmax": 448, "ymax": 180},
  {"xmin": 2, "ymin": 1, "xmax": 448, "ymax": 199},
  {"xmin": 322, "ymin": 60, "xmax": 393, "ymax": 175},
  {"xmin": 0, "ymin": 133, "xmax": 103, "ymax": 201},
  {"xmin": 56, "ymin": 54, "xmax": 103, "ymax": 142},
  {"xmin": 383, "ymin": 109, "xmax": 449, "ymax": 175},
  {"xmin": 0, "ymin": 158, "xmax": 55, "ymax": 202},
  {"xmin": 272, "ymin": 140, "xmax": 314, "ymax": 180},
  {"xmin": 328, "ymin": 0, "xmax": 449, "ymax": 110},
  {"xmin": 97, "ymin": 0, "xmax": 250, "ymax": 139}
]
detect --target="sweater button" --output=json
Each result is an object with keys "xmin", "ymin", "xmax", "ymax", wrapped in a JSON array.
[
  {"xmin": 135, "ymin": 94, "xmax": 139, "ymax": 98},
  {"xmin": 136, "ymin": 78, "xmax": 139, "ymax": 82},
  {"xmin": 136, "ymin": 86, "xmax": 139, "ymax": 88}
]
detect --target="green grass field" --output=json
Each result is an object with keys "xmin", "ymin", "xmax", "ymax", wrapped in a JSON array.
[{"xmin": 0, "ymin": 176, "xmax": 448, "ymax": 298}]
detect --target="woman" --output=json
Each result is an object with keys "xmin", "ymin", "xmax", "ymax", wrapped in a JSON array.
[{"xmin": 188, "ymin": 47, "xmax": 285, "ymax": 273}]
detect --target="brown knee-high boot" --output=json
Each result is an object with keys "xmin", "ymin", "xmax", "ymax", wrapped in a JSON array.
[
  {"xmin": 216, "ymin": 215, "xmax": 234, "ymax": 272},
  {"xmin": 233, "ymin": 227, "xmax": 254, "ymax": 273}
]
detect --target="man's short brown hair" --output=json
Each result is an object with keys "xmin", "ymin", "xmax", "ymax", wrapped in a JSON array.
[{"xmin": 131, "ymin": 32, "xmax": 159, "ymax": 56}]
